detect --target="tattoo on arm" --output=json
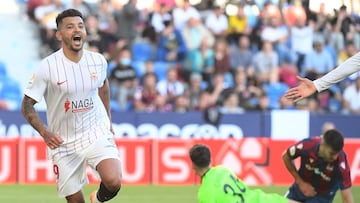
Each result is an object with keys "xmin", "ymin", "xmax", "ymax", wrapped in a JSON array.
[{"xmin": 21, "ymin": 95, "xmax": 47, "ymax": 136}]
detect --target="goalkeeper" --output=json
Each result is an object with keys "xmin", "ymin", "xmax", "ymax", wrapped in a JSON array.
[{"xmin": 189, "ymin": 144, "xmax": 300, "ymax": 203}]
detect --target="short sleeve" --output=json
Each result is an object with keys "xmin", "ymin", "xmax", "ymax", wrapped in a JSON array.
[{"xmin": 23, "ymin": 59, "xmax": 49, "ymax": 102}]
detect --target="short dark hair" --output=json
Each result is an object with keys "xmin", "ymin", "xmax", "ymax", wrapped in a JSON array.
[
  {"xmin": 56, "ymin": 9, "xmax": 84, "ymax": 29},
  {"xmin": 189, "ymin": 144, "xmax": 211, "ymax": 168},
  {"xmin": 323, "ymin": 129, "xmax": 344, "ymax": 152}
]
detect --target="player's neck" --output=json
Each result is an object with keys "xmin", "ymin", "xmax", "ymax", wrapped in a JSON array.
[
  {"xmin": 200, "ymin": 167, "xmax": 211, "ymax": 178},
  {"xmin": 62, "ymin": 48, "xmax": 83, "ymax": 63}
]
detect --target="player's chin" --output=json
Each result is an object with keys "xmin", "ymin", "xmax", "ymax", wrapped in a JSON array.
[{"xmin": 70, "ymin": 45, "xmax": 83, "ymax": 52}]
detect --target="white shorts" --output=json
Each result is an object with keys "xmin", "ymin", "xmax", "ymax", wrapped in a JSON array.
[{"xmin": 52, "ymin": 136, "xmax": 120, "ymax": 197}]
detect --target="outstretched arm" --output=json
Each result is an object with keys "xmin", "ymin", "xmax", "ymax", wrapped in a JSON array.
[
  {"xmin": 284, "ymin": 76, "xmax": 317, "ymax": 102},
  {"xmin": 21, "ymin": 95, "xmax": 63, "ymax": 149},
  {"xmin": 285, "ymin": 52, "xmax": 360, "ymax": 102}
]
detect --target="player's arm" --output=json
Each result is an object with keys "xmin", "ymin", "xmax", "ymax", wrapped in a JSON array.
[
  {"xmin": 21, "ymin": 95, "xmax": 63, "ymax": 149},
  {"xmin": 285, "ymin": 52, "xmax": 360, "ymax": 102},
  {"xmin": 98, "ymin": 78, "xmax": 113, "ymax": 133},
  {"xmin": 340, "ymin": 187, "xmax": 354, "ymax": 203},
  {"xmin": 282, "ymin": 151, "xmax": 316, "ymax": 197}
]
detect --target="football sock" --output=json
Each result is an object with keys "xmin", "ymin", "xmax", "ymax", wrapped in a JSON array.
[
  {"xmin": 97, "ymin": 182, "xmax": 121, "ymax": 202},
  {"xmin": 92, "ymin": 192, "xmax": 103, "ymax": 203}
]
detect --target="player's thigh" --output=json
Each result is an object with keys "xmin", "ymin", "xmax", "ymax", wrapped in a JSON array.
[
  {"xmin": 53, "ymin": 153, "xmax": 87, "ymax": 198},
  {"xmin": 86, "ymin": 136, "xmax": 122, "ymax": 183}
]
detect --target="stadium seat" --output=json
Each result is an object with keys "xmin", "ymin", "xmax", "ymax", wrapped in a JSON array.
[
  {"xmin": 153, "ymin": 61, "xmax": 170, "ymax": 81},
  {"xmin": 132, "ymin": 42, "xmax": 155, "ymax": 62},
  {"xmin": 0, "ymin": 77, "xmax": 22, "ymax": 110},
  {"xmin": 131, "ymin": 60, "xmax": 145, "ymax": 78},
  {"xmin": 0, "ymin": 61, "xmax": 7, "ymax": 78}
]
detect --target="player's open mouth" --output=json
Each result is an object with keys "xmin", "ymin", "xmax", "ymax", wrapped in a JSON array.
[{"xmin": 72, "ymin": 35, "xmax": 82, "ymax": 45}]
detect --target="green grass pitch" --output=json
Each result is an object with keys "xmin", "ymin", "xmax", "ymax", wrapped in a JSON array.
[{"xmin": 0, "ymin": 184, "xmax": 358, "ymax": 202}]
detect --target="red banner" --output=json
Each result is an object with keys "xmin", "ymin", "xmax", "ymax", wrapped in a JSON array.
[
  {"xmin": 0, "ymin": 138, "xmax": 359, "ymax": 185},
  {"xmin": 0, "ymin": 138, "xmax": 18, "ymax": 183}
]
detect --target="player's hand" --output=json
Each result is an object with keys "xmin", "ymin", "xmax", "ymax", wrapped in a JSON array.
[
  {"xmin": 284, "ymin": 76, "xmax": 317, "ymax": 102},
  {"xmin": 298, "ymin": 181, "xmax": 317, "ymax": 197},
  {"xmin": 42, "ymin": 129, "xmax": 64, "ymax": 150}
]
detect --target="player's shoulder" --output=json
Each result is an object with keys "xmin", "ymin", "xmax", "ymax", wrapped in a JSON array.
[
  {"xmin": 297, "ymin": 137, "xmax": 319, "ymax": 148},
  {"xmin": 84, "ymin": 49, "xmax": 105, "ymax": 58},
  {"xmin": 39, "ymin": 49, "xmax": 63, "ymax": 66},
  {"xmin": 84, "ymin": 49, "xmax": 107, "ymax": 64}
]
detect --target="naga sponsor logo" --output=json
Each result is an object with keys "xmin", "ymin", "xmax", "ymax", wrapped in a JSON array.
[
  {"xmin": 64, "ymin": 98, "xmax": 94, "ymax": 113},
  {"xmin": 305, "ymin": 164, "xmax": 331, "ymax": 181}
]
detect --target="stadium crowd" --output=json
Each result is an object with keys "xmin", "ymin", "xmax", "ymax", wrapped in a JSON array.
[{"xmin": 2, "ymin": 0, "xmax": 360, "ymax": 114}]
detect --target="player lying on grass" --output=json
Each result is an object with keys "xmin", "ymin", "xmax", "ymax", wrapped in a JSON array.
[
  {"xmin": 282, "ymin": 129, "xmax": 354, "ymax": 203},
  {"xmin": 189, "ymin": 144, "xmax": 301, "ymax": 203}
]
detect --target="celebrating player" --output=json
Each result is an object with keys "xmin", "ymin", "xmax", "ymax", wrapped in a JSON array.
[
  {"xmin": 284, "ymin": 52, "xmax": 360, "ymax": 102},
  {"xmin": 282, "ymin": 129, "xmax": 354, "ymax": 203},
  {"xmin": 189, "ymin": 144, "xmax": 300, "ymax": 203},
  {"xmin": 21, "ymin": 9, "xmax": 122, "ymax": 203}
]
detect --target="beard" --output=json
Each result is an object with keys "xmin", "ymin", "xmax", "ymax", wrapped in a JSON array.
[{"xmin": 63, "ymin": 37, "xmax": 84, "ymax": 52}]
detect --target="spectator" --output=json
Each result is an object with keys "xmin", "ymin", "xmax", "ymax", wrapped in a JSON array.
[
  {"xmin": 263, "ymin": 69, "xmax": 289, "ymax": 109},
  {"xmin": 213, "ymin": 39, "xmax": 231, "ymax": 76},
  {"xmin": 205, "ymin": 5, "xmax": 228, "ymax": 39},
  {"xmin": 342, "ymin": 75, "xmax": 360, "ymax": 114},
  {"xmin": 205, "ymin": 73, "xmax": 228, "ymax": 107},
  {"xmin": 97, "ymin": 0, "xmax": 117, "ymax": 36},
  {"xmin": 151, "ymin": 3, "xmax": 171, "ymax": 33},
  {"xmin": 229, "ymin": 35, "xmax": 254, "ymax": 76},
  {"xmin": 252, "ymin": 41, "xmax": 279, "ymax": 84},
  {"xmin": 184, "ymin": 72, "xmax": 205, "ymax": 111},
  {"xmin": 133, "ymin": 72, "xmax": 158, "ymax": 112},
  {"xmin": 34, "ymin": 0, "xmax": 65, "ymax": 54},
  {"xmin": 227, "ymin": 3, "xmax": 250, "ymax": 44},
  {"xmin": 233, "ymin": 69, "xmax": 261, "ymax": 110},
  {"xmin": 70, "ymin": 0, "xmax": 92, "ymax": 19},
  {"xmin": 172, "ymin": 0, "xmax": 201, "ymax": 30},
  {"xmin": 109, "ymin": 48, "xmax": 137, "ymax": 111},
  {"xmin": 85, "ymin": 14, "xmax": 117, "ymax": 56},
  {"xmin": 290, "ymin": 16, "xmax": 314, "ymax": 72},
  {"xmin": 157, "ymin": 14, "xmax": 187, "ymax": 63},
  {"xmin": 182, "ymin": 38, "xmax": 214, "ymax": 82},
  {"xmin": 153, "ymin": 94, "xmax": 173, "ymax": 112},
  {"xmin": 156, "ymin": 67, "xmax": 185, "ymax": 105},
  {"xmin": 173, "ymin": 95, "xmax": 189, "ymax": 113},
  {"xmin": 303, "ymin": 35, "xmax": 334, "ymax": 77},
  {"xmin": 261, "ymin": 15, "xmax": 296, "ymax": 65},
  {"xmin": 252, "ymin": 91, "xmax": 271, "ymax": 111},
  {"xmin": 182, "ymin": 16, "xmax": 215, "ymax": 51},
  {"xmin": 219, "ymin": 90, "xmax": 245, "ymax": 114},
  {"xmin": 115, "ymin": 0, "xmax": 139, "ymax": 46},
  {"xmin": 331, "ymin": 5, "xmax": 354, "ymax": 44}
]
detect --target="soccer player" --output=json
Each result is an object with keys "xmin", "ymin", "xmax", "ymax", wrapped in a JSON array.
[
  {"xmin": 189, "ymin": 144, "xmax": 301, "ymax": 203},
  {"xmin": 21, "ymin": 9, "xmax": 121, "ymax": 203},
  {"xmin": 282, "ymin": 129, "xmax": 354, "ymax": 203},
  {"xmin": 284, "ymin": 52, "xmax": 360, "ymax": 102}
]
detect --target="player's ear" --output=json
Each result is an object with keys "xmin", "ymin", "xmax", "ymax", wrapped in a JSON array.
[{"xmin": 55, "ymin": 30, "xmax": 62, "ymax": 41}]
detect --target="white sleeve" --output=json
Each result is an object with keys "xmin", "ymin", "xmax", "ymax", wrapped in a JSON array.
[
  {"xmin": 313, "ymin": 52, "xmax": 360, "ymax": 92},
  {"xmin": 23, "ymin": 60, "xmax": 49, "ymax": 102}
]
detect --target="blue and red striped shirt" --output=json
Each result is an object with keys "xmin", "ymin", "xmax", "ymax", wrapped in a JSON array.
[{"xmin": 286, "ymin": 137, "xmax": 352, "ymax": 195}]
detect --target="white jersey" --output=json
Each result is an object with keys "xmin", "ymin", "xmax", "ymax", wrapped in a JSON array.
[
  {"xmin": 24, "ymin": 49, "xmax": 112, "ymax": 158},
  {"xmin": 314, "ymin": 52, "xmax": 360, "ymax": 92}
]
